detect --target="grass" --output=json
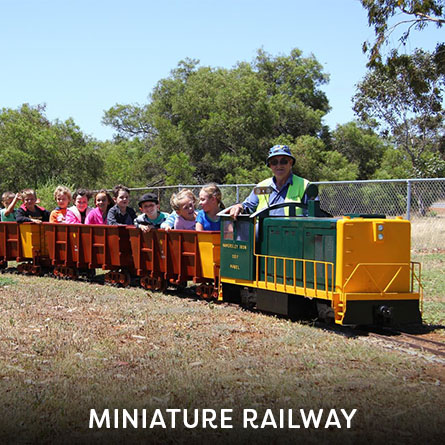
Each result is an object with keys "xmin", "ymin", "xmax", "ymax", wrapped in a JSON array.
[
  {"xmin": 0, "ymin": 276, "xmax": 16, "ymax": 287},
  {"xmin": 411, "ymin": 216, "xmax": 445, "ymax": 252},
  {"xmin": 0, "ymin": 273, "xmax": 444, "ymax": 444},
  {"xmin": 412, "ymin": 252, "xmax": 445, "ymax": 327},
  {"xmin": 411, "ymin": 217, "xmax": 444, "ymax": 329}
]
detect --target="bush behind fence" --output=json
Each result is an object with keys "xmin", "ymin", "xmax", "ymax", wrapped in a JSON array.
[{"xmin": 127, "ymin": 178, "xmax": 445, "ymax": 251}]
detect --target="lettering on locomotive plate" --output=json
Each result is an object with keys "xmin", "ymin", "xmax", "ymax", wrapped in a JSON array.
[
  {"xmin": 229, "ymin": 264, "xmax": 240, "ymax": 270},
  {"xmin": 232, "ymin": 254, "xmax": 239, "ymax": 259},
  {"xmin": 223, "ymin": 243, "xmax": 248, "ymax": 250},
  {"xmin": 222, "ymin": 243, "xmax": 238, "ymax": 249}
]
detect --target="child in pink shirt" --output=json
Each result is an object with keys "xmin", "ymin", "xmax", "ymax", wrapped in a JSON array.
[
  {"xmin": 85, "ymin": 190, "xmax": 113, "ymax": 225},
  {"xmin": 66, "ymin": 189, "xmax": 93, "ymax": 224}
]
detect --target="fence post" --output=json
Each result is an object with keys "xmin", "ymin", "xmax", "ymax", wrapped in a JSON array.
[
  {"xmin": 406, "ymin": 179, "xmax": 412, "ymax": 220},
  {"xmin": 236, "ymin": 185, "xmax": 240, "ymax": 203}
]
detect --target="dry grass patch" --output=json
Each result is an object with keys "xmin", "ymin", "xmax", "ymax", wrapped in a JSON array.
[
  {"xmin": 0, "ymin": 274, "xmax": 444, "ymax": 444},
  {"xmin": 411, "ymin": 216, "xmax": 445, "ymax": 251}
]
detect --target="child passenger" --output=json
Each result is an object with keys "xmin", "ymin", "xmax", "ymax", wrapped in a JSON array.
[
  {"xmin": 196, "ymin": 183, "xmax": 224, "ymax": 231},
  {"xmin": 16, "ymin": 189, "xmax": 50, "ymax": 224},
  {"xmin": 134, "ymin": 193, "xmax": 169, "ymax": 232},
  {"xmin": 160, "ymin": 211, "xmax": 177, "ymax": 231},
  {"xmin": 66, "ymin": 189, "xmax": 93, "ymax": 224},
  {"xmin": 1, "ymin": 191, "xmax": 20, "ymax": 221},
  {"xmin": 169, "ymin": 189, "xmax": 197, "ymax": 230},
  {"xmin": 50, "ymin": 186, "xmax": 72, "ymax": 223},
  {"xmin": 107, "ymin": 185, "xmax": 137, "ymax": 225},
  {"xmin": 85, "ymin": 190, "xmax": 113, "ymax": 225}
]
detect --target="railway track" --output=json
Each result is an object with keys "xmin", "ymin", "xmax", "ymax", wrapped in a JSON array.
[
  {"xmin": 366, "ymin": 329, "xmax": 445, "ymax": 360},
  {"xmin": 311, "ymin": 321, "xmax": 445, "ymax": 360}
]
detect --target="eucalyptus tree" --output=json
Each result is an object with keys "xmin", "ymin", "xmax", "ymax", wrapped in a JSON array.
[
  {"xmin": 103, "ymin": 49, "xmax": 331, "ymax": 184},
  {"xmin": 353, "ymin": 49, "xmax": 445, "ymax": 177},
  {"xmin": 0, "ymin": 104, "xmax": 103, "ymax": 191},
  {"xmin": 361, "ymin": 0, "xmax": 444, "ymax": 66},
  {"xmin": 330, "ymin": 122, "xmax": 388, "ymax": 179}
]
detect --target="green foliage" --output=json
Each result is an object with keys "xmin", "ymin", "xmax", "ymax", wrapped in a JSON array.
[
  {"xmin": 254, "ymin": 48, "xmax": 330, "ymax": 136},
  {"xmin": 374, "ymin": 136, "xmax": 445, "ymax": 180},
  {"xmin": 353, "ymin": 49, "xmax": 445, "ymax": 177},
  {"xmin": 0, "ymin": 277, "xmax": 16, "ymax": 287},
  {"xmin": 164, "ymin": 152, "xmax": 196, "ymax": 185},
  {"xmin": 35, "ymin": 178, "xmax": 76, "ymax": 212},
  {"xmin": 2, "ymin": 49, "xmax": 417, "ymax": 190},
  {"xmin": 358, "ymin": 1, "xmax": 444, "ymax": 180},
  {"xmin": 103, "ymin": 49, "xmax": 331, "ymax": 185},
  {"xmin": 373, "ymin": 147, "xmax": 414, "ymax": 178},
  {"xmin": 0, "ymin": 104, "xmax": 103, "ymax": 192},
  {"xmin": 416, "ymin": 150, "xmax": 445, "ymax": 177},
  {"xmin": 318, "ymin": 151, "xmax": 360, "ymax": 181},
  {"xmin": 360, "ymin": 0, "xmax": 444, "ymax": 66},
  {"xmin": 97, "ymin": 139, "xmax": 153, "ymax": 188},
  {"xmin": 219, "ymin": 148, "xmax": 270, "ymax": 184},
  {"xmin": 102, "ymin": 104, "xmax": 156, "ymax": 140},
  {"xmin": 330, "ymin": 122, "xmax": 387, "ymax": 179},
  {"xmin": 292, "ymin": 135, "xmax": 359, "ymax": 181}
]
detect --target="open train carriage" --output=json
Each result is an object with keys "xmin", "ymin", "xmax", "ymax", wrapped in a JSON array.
[
  {"xmin": 219, "ymin": 186, "xmax": 422, "ymax": 326},
  {"xmin": 0, "ymin": 222, "xmax": 50, "ymax": 274},
  {"xmin": 44, "ymin": 223, "xmax": 136, "ymax": 285},
  {"xmin": 128, "ymin": 228, "xmax": 220, "ymax": 298},
  {"xmin": 0, "ymin": 222, "xmax": 21, "ymax": 268}
]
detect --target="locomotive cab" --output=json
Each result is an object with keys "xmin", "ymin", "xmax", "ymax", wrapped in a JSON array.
[{"xmin": 219, "ymin": 187, "xmax": 336, "ymax": 317}]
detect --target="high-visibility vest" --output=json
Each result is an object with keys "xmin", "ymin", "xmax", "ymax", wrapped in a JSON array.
[{"xmin": 257, "ymin": 174, "xmax": 309, "ymax": 216}]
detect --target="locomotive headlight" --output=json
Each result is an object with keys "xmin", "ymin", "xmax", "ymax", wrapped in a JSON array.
[{"xmin": 373, "ymin": 223, "xmax": 385, "ymax": 242}]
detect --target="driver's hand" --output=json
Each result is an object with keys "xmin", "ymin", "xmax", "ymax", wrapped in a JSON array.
[{"xmin": 229, "ymin": 204, "xmax": 243, "ymax": 220}]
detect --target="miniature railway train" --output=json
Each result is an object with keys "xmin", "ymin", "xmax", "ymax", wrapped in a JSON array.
[{"xmin": 0, "ymin": 196, "xmax": 423, "ymax": 326}]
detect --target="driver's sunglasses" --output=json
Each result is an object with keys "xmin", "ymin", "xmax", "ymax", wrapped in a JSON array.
[{"xmin": 269, "ymin": 158, "xmax": 290, "ymax": 166}]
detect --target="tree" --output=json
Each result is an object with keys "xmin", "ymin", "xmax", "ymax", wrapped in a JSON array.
[
  {"xmin": 97, "ymin": 138, "xmax": 154, "ymax": 188},
  {"xmin": 164, "ymin": 152, "xmax": 196, "ymax": 185},
  {"xmin": 219, "ymin": 148, "xmax": 270, "ymax": 184},
  {"xmin": 291, "ymin": 135, "xmax": 359, "ymax": 181},
  {"xmin": 353, "ymin": 49, "xmax": 445, "ymax": 177},
  {"xmin": 102, "ymin": 103, "xmax": 156, "ymax": 141},
  {"xmin": 361, "ymin": 0, "xmax": 444, "ymax": 66},
  {"xmin": 0, "ymin": 104, "xmax": 103, "ymax": 192},
  {"xmin": 253, "ymin": 48, "xmax": 330, "ymax": 137},
  {"xmin": 330, "ymin": 122, "xmax": 388, "ymax": 179},
  {"xmin": 148, "ymin": 61, "xmax": 276, "ymax": 182},
  {"xmin": 373, "ymin": 146, "xmax": 414, "ymax": 178},
  {"xmin": 103, "ymin": 49, "xmax": 330, "ymax": 185}
]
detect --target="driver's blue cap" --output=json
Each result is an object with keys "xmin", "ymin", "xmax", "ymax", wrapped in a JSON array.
[{"xmin": 266, "ymin": 145, "xmax": 296, "ymax": 165}]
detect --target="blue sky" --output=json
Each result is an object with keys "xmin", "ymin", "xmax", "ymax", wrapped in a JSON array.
[{"xmin": 0, "ymin": 0, "xmax": 441, "ymax": 141}]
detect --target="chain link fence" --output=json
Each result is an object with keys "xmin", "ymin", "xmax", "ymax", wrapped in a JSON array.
[
  {"xmin": 313, "ymin": 178, "xmax": 445, "ymax": 251},
  {"xmin": 125, "ymin": 184, "xmax": 256, "ymax": 215},
  {"xmin": 127, "ymin": 178, "xmax": 445, "ymax": 252}
]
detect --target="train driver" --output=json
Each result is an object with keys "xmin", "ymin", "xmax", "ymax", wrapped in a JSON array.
[{"xmin": 228, "ymin": 145, "xmax": 310, "ymax": 219}]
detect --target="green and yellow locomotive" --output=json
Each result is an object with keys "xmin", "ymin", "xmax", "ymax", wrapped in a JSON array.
[{"xmin": 218, "ymin": 188, "xmax": 422, "ymax": 326}]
